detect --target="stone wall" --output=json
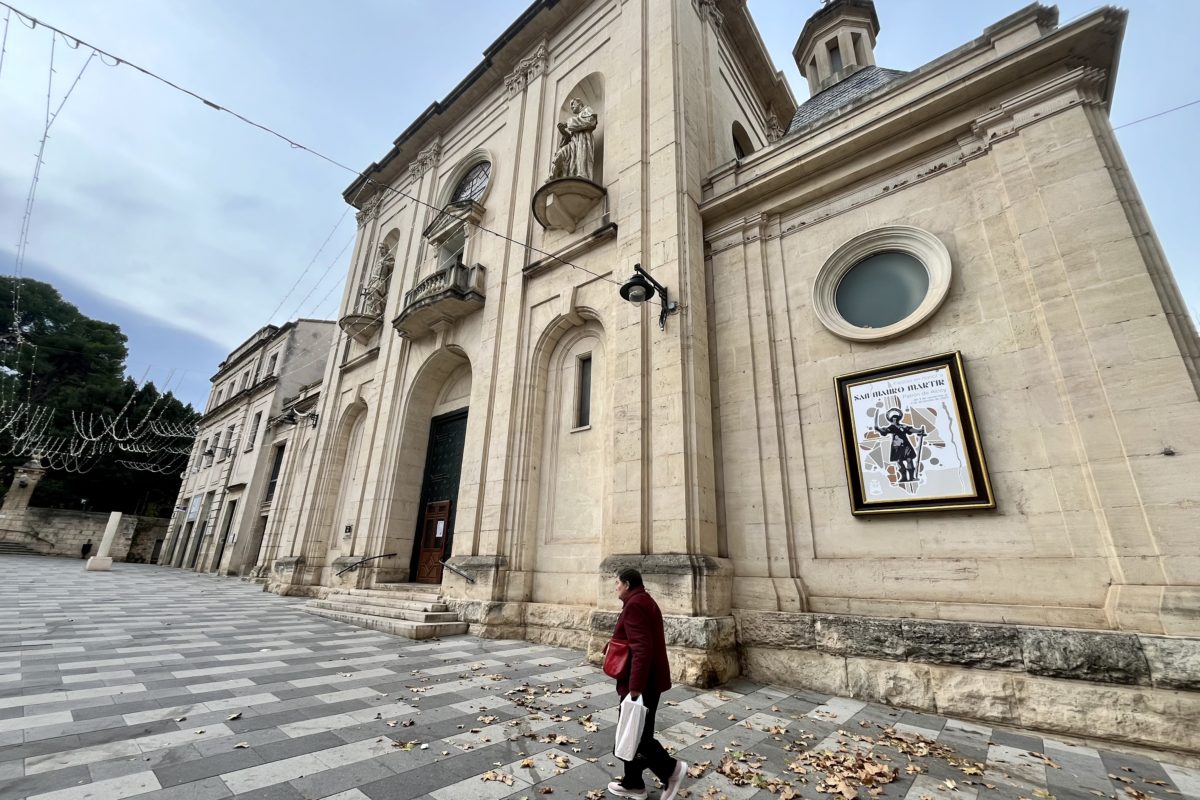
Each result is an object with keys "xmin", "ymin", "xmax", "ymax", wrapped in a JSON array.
[
  {"xmin": 127, "ymin": 517, "xmax": 169, "ymax": 563},
  {"xmin": 737, "ymin": 610, "xmax": 1200, "ymax": 755},
  {"xmin": 0, "ymin": 507, "xmax": 169, "ymax": 561}
]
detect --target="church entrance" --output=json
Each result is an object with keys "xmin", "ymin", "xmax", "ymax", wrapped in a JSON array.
[{"xmin": 409, "ymin": 409, "xmax": 467, "ymax": 584}]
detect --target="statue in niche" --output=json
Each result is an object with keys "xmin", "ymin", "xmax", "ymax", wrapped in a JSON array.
[
  {"xmin": 361, "ymin": 242, "xmax": 395, "ymax": 317},
  {"xmin": 549, "ymin": 98, "xmax": 598, "ymax": 181}
]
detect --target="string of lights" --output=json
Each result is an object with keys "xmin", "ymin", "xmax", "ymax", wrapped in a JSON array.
[
  {"xmin": 0, "ymin": 8, "xmax": 10, "ymax": 81},
  {"xmin": 0, "ymin": 2, "xmax": 650, "ymax": 306},
  {"xmin": 266, "ymin": 206, "xmax": 351, "ymax": 326}
]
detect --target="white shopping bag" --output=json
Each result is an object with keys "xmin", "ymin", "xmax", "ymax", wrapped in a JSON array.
[{"xmin": 614, "ymin": 694, "xmax": 647, "ymax": 761}]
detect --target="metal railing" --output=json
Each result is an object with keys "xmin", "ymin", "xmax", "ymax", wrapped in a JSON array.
[
  {"xmin": 439, "ymin": 560, "xmax": 475, "ymax": 583},
  {"xmin": 335, "ymin": 552, "xmax": 397, "ymax": 577}
]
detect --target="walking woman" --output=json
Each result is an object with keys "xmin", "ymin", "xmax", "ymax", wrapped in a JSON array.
[{"xmin": 607, "ymin": 567, "xmax": 688, "ymax": 800}]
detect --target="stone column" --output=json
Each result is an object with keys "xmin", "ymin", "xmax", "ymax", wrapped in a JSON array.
[
  {"xmin": 85, "ymin": 511, "xmax": 122, "ymax": 572},
  {"xmin": 0, "ymin": 458, "xmax": 46, "ymax": 514}
]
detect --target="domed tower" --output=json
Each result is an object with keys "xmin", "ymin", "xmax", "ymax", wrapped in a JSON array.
[{"xmin": 793, "ymin": 0, "xmax": 880, "ymax": 96}]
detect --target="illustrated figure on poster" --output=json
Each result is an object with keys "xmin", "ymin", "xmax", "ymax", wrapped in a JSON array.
[
  {"xmin": 874, "ymin": 407, "xmax": 926, "ymax": 484},
  {"xmin": 550, "ymin": 98, "xmax": 597, "ymax": 181}
]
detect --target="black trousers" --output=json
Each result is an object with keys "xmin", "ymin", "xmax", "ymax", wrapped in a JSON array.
[{"xmin": 620, "ymin": 691, "xmax": 678, "ymax": 790}]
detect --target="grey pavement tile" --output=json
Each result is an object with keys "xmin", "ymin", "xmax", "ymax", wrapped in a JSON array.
[
  {"xmin": 133, "ymin": 775, "xmax": 234, "ymax": 800},
  {"xmin": 253, "ymin": 732, "xmax": 348, "ymax": 762},
  {"xmin": 0, "ymin": 758, "xmax": 24, "ymax": 781},
  {"xmin": 286, "ymin": 758, "xmax": 396, "ymax": 800},
  {"xmin": 0, "ymin": 764, "xmax": 92, "ymax": 800},
  {"xmin": 155, "ymin": 748, "xmax": 266, "ymax": 788},
  {"xmin": 2, "ymin": 558, "xmax": 1195, "ymax": 800},
  {"xmin": 226, "ymin": 784, "xmax": 306, "ymax": 800},
  {"xmin": 989, "ymin": 727, "xmax": 1045, "ymax": 752}
]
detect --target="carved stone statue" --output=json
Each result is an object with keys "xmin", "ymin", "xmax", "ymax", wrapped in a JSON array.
[
  {"xmin": 549, "ymin": 98, "xmax": 598, "ymax": 181},
  {"xmin": 361, "ymin": 242, "xmax": 395, "ymax": 317}
]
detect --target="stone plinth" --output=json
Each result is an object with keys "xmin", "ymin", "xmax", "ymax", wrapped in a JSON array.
[
  {"xmin": 338, "ymin": 313, "xmax": 382, "ymax": 345},
  {"xmin": 85, "ymin": 557, "xmax": 113, "ymax": 571},
  {"xmin": 531, "ymin": 178, "xmax": 606, "ymax": 233}
]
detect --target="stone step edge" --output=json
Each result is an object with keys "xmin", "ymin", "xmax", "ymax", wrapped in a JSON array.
[
  {"xmin": 308, "ymin": 599, "xmax": 460, "ymax": 622},
  {"xmin": 365, "ymin": 585, "xmax": 445, "ymax": 600},
  {"xmin": 321, "ymin": 591, "xmax": 449, "ymax": 612},
  {"xmin": 303, "ymin": 605, "xmax": 468, "ymax": 640},
  {"xmin": 326, "ymin": 588, "xmax": 447, "ymax": 606}
]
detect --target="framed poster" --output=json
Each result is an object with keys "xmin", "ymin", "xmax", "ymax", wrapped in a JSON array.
[{"xmin": 834, "ymin": 351, "xmax": 995, "ymax": 515}]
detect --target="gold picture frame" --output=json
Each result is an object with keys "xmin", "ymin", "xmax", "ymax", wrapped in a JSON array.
[{"xmin": 834, "ymin": 351, "xmax": 995, "ymax": 515}]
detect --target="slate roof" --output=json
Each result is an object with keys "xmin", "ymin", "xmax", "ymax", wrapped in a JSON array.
[{"xmin": 786, "ymin": 65, "xmax": 907, "ymax": 135}]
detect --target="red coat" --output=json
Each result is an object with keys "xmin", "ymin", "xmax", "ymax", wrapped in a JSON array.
[{"xmin": 612, "ymin": 586, "xmax": 672, "ymax": 697}]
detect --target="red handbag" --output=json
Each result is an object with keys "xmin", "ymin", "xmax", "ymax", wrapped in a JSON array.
[{"xmin": 603, "ymin": 638, "xmax": 630, "ymax": 678}]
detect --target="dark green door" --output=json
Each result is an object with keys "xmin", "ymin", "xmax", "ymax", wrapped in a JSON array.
[{"xmin": 410, "ymin": 410, "xmax": 468, "ymax": 583}]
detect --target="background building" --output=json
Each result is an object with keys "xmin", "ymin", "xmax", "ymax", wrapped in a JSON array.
[
  {"xmin": 160, "ymin": 319, "xmax": 333, "ymax": 575},
  {"xmin": 259, "ymin": 0, "xmax": 1199, "ymax": 753}
]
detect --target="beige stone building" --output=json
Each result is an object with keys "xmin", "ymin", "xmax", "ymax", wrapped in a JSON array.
[
  {"xmin": 262, "ymin": 0, "xmax": 1200, "ymax": 752},
  {"xmin": 160, "ymin": 319, "xmax": 333, "ymax": 575}
]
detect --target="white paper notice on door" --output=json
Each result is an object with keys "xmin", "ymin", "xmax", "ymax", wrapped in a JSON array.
[{"xmin": 435, "ymin": 520, "xmax": 445, "ymax": 539}]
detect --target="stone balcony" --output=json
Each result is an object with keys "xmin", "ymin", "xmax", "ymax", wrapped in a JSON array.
[{"xmin": 392, "ymin": 260, "xmax": 486, "ymax": 339}]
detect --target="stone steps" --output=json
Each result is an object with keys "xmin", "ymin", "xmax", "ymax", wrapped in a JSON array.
[
  {"xmin": 307, "ymin": 598, "xmax": 460, "ymax": 623},
  {"xmin": 302, "ymin": 586, "xmax": 466, "ymax": 640},
  {"xmin": 0, "ymin": 541, "xmax": 42, "ymax": 556},
  {"xmin": 322, "ymin": 590, "xmax": 449, "ymax": 612},
  {"xmin": 303, "ymin": 605, "xmax": 467, "ymax": 640},
  {"xmin": 369, "ymin": 583, "xmax": 445, "ymax": 603}
]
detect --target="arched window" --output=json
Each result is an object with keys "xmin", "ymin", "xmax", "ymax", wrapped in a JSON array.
[
  {"xmin": 732, "ymin": 122, "xmax": 754, "ymax": 160},
  {"xmin": 450, "ymin": 161, "xmax": 491, "ymax": 205},
  {"xmin": 423, "ymin": 151, "xmax": 494, "ymax": 275}
]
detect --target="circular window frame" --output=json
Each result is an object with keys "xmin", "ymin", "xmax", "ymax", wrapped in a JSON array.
[{"xmin": 812, "ymin": 226, "xmax": 952, "ymax": 341}]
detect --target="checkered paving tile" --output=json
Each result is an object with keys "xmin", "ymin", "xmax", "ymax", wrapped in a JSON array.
[{"xmin": 1, "ymin": 556, "xmax": 1197, "ymax": 800}]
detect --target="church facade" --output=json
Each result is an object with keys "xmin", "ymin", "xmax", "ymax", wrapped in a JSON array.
[{"xmin": 250, "ymin": 0, "xmax": 1199, "ymax": 752}]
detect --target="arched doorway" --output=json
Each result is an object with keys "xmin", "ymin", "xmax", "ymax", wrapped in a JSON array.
[
  {"xmin": 410, "ymin": 408, "xmax": 468, "ymax": 583},
  {"xmin": 382, "ymin": 352, "xmax": 472, "ymax": 585}
]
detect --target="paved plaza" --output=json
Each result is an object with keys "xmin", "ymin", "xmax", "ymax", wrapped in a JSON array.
[{"xmin": 0, "ymin": 557, "xmax": 1197, "ymax": 800}]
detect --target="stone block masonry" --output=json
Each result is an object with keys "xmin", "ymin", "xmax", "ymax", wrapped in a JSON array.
[
  {"xmin": 0, "ymin": 506, "xmax": 168, "ymax": 561},
  {"xmin": 737, "ymin": 610, "xmax": 1200, "ymax": 754}
]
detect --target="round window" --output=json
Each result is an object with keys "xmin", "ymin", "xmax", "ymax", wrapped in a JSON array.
[
  {"xmin": 834, "ymin": 251, "xmax": 929, "ymax": 329},
  {"xmin": 812, "ymin": 226, "xmax": 952, "ymax": 342}
]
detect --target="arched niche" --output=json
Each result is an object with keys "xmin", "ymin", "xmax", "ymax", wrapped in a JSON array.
[
  {"xmin": 558, "ymin": 73, "xmax": 604, "ymax": 184},
  {"xmin": 515, "ymin": 314, "xmax": 609, "ymax": 605},
  {"xmin": 307, "ymin": 400, "xmax": 368, "ymax": 567}
]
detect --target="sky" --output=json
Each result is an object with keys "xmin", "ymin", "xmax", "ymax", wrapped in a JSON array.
[{"xmin": 1, "ymin": 0, "xmax": 1197, "ymax": 410}]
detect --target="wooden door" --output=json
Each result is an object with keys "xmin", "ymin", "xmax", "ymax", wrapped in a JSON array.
[{"xmin": 415, "ymin": 500, "xmax": 451, "ymax": 584}]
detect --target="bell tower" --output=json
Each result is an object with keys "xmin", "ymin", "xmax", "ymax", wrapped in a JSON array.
[{"xmin": 793, "ymin": 0, "xmax": 880, "ymax": 96}]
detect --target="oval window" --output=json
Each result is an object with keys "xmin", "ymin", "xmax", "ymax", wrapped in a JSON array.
[{"xmin": 834, "ymin": 251, "xmax": 929, "ymax": 329}]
